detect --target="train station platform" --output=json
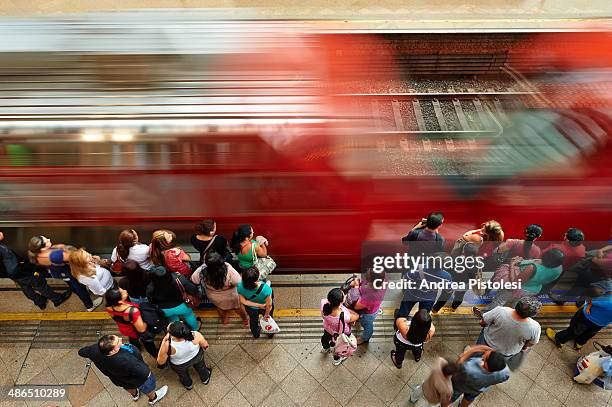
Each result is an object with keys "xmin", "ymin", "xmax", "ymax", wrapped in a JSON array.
[
  {"xmin": 0, "ymin": 1, "xmax": 610, "ymax": 31},
  {"xmin": 1, "ymin": 274, "xmax": 611, "ymax": 407}
]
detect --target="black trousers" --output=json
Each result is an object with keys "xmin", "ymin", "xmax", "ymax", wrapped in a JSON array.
[
  {"xmin": 432, "ymin": 290, "xmax": 466, "ymax": 312},
  {"xmin": 128, "ymin": 335, "xmax": 159, "ymax": 358},
  {"xmin": 393, "ymin": 334, "xmax": 423, "ymax": 365},
  {"xmin": 14, "ymin": 273, "xmax": 63, "ymax": 307},
  {"xmin": 170, "ymin": 348, "xmax": 210, "ymax": 387},
  {"xmin": 556, "ymin": 309, "xmax": 604, "ymax": 346},
  {"xmin": 245, "ymin": 303, "xmax": 275, "ymax": 338}
]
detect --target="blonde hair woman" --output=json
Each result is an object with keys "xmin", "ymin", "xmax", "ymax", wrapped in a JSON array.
[
  {"xmin": 28, "ymin": 235, "xmax": 101, "ymax": 311},
  {"xmin": 150, "ymin": 230, "xmax": 193, "ymax": 277},
  {"xmin": 69, "ymin": 248, "xmax": 115, "ymax": 297}
]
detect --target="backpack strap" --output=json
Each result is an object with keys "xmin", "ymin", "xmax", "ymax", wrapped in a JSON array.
[
  {"xmin": 337, "ymin": 311, "xmax": 347, "ymax": 336},
  {"xmin": 202, "ymin": 236, "xmax": 217, "ymax": 257},
  {"xmin": 248, "ymin": 283, "xmax": 265, "ymax": 300}
]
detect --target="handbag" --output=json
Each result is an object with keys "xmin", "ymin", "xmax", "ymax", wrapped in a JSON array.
[
  {"xmin": 174, "ymin": 274, "xmax": 202, "ymax": 309},
  {"xmin": 252, "ymin": 244, "xmax": 276, "ymax": 280},
  {"xmin": 259, "ymin": 315, "xmax": 281, "ymax": 334},
  {"xmin": 332, "ymin": 311, "xmax": 357, "ymax": 357}
]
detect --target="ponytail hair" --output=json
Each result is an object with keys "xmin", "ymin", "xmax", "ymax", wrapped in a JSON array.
[
  {"xmin": 28, "ymin": 236, "xmax": 45, "ymax": 264},
  {"xmin": 230, "ymin": 224, "xmax": 252, "ymax": 253},
  {"xmin": 323, "ymin": 288, "xmax": 344, "ymax": 316},
  {"xmin": 523, "ymin": 224, "xmax": 543, "ymax": 258},
  {"xmin": 116, "ymin": 229, "xmax": 138, "ymax": 261},
  {"xmin": 407, "ymin": 309, "xmax": 432, "ymax": 344},
  {"xmin": 150, "ymin": 229, "xmax": 176, "ymax": 266}
]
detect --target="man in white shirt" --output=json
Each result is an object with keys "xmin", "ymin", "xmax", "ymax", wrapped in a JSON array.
[{"xmin": 474, "ymin": 296, "xmax": 541, "ymax": 370}]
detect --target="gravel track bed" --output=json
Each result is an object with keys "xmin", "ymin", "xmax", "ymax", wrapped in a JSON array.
[
  {"xmin": 419, "ymin": 101, "xmax": 442, "ymax": 131},
  {"xmin": 440, "ymin": 100, "xmax": 462, "ymax": 131},
  {"xmin": 460, "ymin": 100, "xmax": 484, "ymax": 130}
]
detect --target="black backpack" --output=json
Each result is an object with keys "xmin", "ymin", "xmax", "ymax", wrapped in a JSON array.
[{"xmin": 129, "ymin": 303, "xmax": 169, "ymax": 335}]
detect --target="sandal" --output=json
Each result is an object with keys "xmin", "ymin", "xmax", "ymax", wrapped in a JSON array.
[
  {"xmin": 242, "ymin": 318, "xmax": 249, "ymax": 327},
  {"xmin": 390, "ymin": 350, "xmax": 402, "ymax": 369}
]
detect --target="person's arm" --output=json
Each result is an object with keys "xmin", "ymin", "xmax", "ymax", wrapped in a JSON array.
[
  {"xmin": 353, "ymin": 298, "xmax": 367, "ymax": 311},
  {"xmin": 397, "ymin": 318, "xmax": 410, "ymax": 338},
  {"xmin": 77, "ymin": 345, "xmax": 92, "ymax": 358},
  {"xmin": 254, "ymin": 242, "xmax": 267, "ymax": 257},
  {"xmin": 495, "ymin": 240, "xmax": 513, "ymax": 253},
  {"xmin": 263, "ymin": 295, "xmax": 273, "ymax": 320},
  {"xmin": 479, "ymin": 308, "xmax": 498, "ymax": 328},
  {"xmin": 425, "ymin": 323, "xmax": 436, "ymax": 342},
  {"xmin": 457, "ymin": 345, "xmax": 494, "ymax": 364},
  {"xmin": 239, "ymin": 294, "xmax": 266, "ymax": 309},
  {"xmin": 178, "ymin": 248, "xmax": 191, "ymax": 261},
  {"xmin": 347, "ymin": 308, "xmax": 360, "ymax": 322},
  {"xmin": 132, "ymin": 313, "xmax": 148, "ymax": 334},
  {"xmin": 194, "ymin": 331, "xmax": 209, "ymax": 350},
  {"xmin": 156, "ymin": 333, "xmax": 171, "ymax": 365}
]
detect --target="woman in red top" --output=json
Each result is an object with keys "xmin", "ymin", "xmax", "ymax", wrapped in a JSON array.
[
  {"xmin": 150, "ymin": 229, "xmax": 193, "ymax": 277},
  {"xmin": 105, "ymin": 287, "xmax": 159, "ymax": 357}
]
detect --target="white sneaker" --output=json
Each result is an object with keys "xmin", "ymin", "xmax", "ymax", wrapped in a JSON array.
[
  {"xmin": 131, "ymin": 389, "xmax": 140, "ymax": 401},
  {"xmin": 148, "ymin": 385, "xmax": 168, "ymax": 406},
  {"xmin": 86, "ymin": 297, "xmax": 103, "ymax": 312},
  {"xmin": 332, "ymin": 356, "xmax": 347, "ymax": 366}
]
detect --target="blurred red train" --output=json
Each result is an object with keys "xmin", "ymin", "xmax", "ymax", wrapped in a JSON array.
[{"xmin": 0, "ymin": 20, "xmax": 610, "ymax": 272}]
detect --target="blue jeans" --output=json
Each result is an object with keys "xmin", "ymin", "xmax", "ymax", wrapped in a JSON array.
[
  {"xmin": 476, "ymin": 329, "xmax": 488, "ymax": 346},
  {"xmin": 129, "ymin": 296, "xmax": 149, "ymax": 305},
  {"xmin": 138, "ymin": 373, "xmax": 156, "ymax": 394},
  {"xmin": 161, "ymin": 303, "xmax": 199, "ymax": 331},
  {"xmin": 359, "ymin": 311, "xmax": 378, "ymax": 342},
  {"xmin": 49, "ymin": 269, "xmax": 93, "ymax": 309}
]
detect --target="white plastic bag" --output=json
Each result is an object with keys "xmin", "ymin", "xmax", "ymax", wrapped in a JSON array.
[
  {"xmin": 574, "ymin": 351, "xmax": 609, "ymax": 384},
  {"xmin": 259, "ymin": 315, "xmax": 281, "ymax": 334}
]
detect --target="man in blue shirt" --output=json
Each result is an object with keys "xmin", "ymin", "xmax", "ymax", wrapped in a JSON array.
[
  {"xmin": 398, "ymin": 252, "xmax": 453, "ymax": 317},
  {"xmin": 546, "ymin": 280, "xmax": 612, "ymax": 350},
  {"xmin": 451, "ymin": 345, "xmax": 510, "ymax": 406}
]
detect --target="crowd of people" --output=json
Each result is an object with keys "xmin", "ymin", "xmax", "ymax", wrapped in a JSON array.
[{"xmin": 0, "ymin": 212, "xmax": 610, "ymax": 405}]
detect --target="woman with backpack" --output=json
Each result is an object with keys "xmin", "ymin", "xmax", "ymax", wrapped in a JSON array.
[
  {"xmin": 156, "ymin": 321, "xmax": 212, "ymax": 390},
  {"xmin": 148, "ymin": 265, "xmax": 200, "ymax": 331},
  {"xmin": 391, "ymin": 309, "xmax": 436, "ymax": 367},
  {"xmin": 150, "ymin": 229, "xmax": 194, "ymax": 277},
  {"xmin": 199, "ymin": 252, "xmax": 248, "ymax": 326},
  {"xmin": 320, "ymin": 288, "xmax": 359, "ymax": 365},
  {"xmin": 105, "ymin": 287, "xmax": 159, "ymax": 358}
]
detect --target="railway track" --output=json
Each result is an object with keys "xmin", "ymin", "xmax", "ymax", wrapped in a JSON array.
[{"xmin": 336, "ymin": 90, "xmax": 534, "ymax": 136}]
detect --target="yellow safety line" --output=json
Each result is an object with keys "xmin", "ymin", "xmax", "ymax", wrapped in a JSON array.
[{"xmin": 0, "ymin": 305, "xmax": 580, "ymax": 321}]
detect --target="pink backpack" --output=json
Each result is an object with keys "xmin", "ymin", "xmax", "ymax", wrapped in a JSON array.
[{"xmin": 332, "ymin": 312, "xmax": 357, "ymax": 357}]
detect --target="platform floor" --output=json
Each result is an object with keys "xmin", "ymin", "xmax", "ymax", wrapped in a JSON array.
[
  {"xmin": 0, "ymin": 314, "xmax": 610, "ymax": 407},
  {"xmin": 0, "ymin": 1, "xmax": 610, "ymax": 30},
  {"xmin": 1, "ymin": 273, "xmax": 611, "ymax": 406}
]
